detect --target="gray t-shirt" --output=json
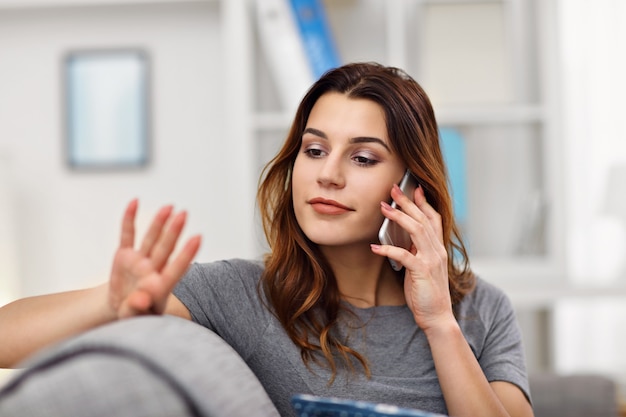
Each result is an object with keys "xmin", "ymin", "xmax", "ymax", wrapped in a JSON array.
[{"xmin": 173, "ymin": 258, "xmax": 530, "ymax": 417}]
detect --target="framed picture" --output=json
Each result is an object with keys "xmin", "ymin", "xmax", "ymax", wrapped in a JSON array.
[{"xmin": 64, "ymin": 49, "xmax": 150, "ymax": 169}]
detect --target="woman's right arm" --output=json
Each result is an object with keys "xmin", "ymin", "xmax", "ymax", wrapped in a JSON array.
[
  {"xmin": 0, "ymin": 284, "xmax": 115, "ymax": 368},
  {"xmin": 0, "ymin": 199, "xmax": 201, "ymax": 368}
]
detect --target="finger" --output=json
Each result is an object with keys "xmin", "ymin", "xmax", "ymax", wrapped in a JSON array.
[
  {"xmin": 119, "ymin": 290, "xmax": 153, "ymax": 318},
  {"xmin": 150, "ymin": 211, "xmax": 188, "ymax": 271},
  {"xmin": 391, "ymin": 184, "xmax": 442, "ymax": 244},
  {"xmin": 412, "ymin": 186, "xmax": 444, "ymax": 243},
  {"xmin": 138, "ymin": 205, "xmax": 174, "ymax": 256},
  {"xmin": 380, "ymin": 199, "xmax": 440, "ymax": 257},
  {"xmin": 371, "ymin": 242, "xmax": 416, "ymax": 271},
  {"xmin": 159, "ymin": 235, "xmax": 202, "ymax": 293},
  {"xmin": 120, "ymin": 199, "xmax": 139, "ymax": 248},
  {"xmin": 127, "ymin": 290, "xmax": 153, "ymax": 314}
]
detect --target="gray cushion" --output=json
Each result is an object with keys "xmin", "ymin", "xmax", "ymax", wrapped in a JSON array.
[
  {"xmin": 0, "ymin": 315, "xmax": 280, "ymax": 417},
  {"xmin": 529, "ymin": 372, "xmax": 618, "ymax": 417}
]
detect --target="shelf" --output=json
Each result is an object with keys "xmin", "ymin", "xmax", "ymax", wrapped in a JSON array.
[
  {"xmin": 435, "ymin": 104, "xmax": 545, "ymax": 125},
  {"xmin": 470, "ymin": 256, "xmax": 563, "ymax": 286},
  {"xmin": 416, "ymin": 0, "xmax": 505, "ymax": 4},
  {"xmin": 504, "ymin": 283, "xmax": 626, "ymax": 310},
  {"xmin": 253, "ymin": 104, "xmax": 545, "ymax": 131},
  {"xmin": 0, "ymin": 0, "xmax": 211, "ymax": 10}
]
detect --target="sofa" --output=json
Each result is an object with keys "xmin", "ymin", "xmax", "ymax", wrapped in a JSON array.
[
  {"xmin": 529, "ymin": 372, "xmax": 620, "ymax": 417},
  {"xmin": 0, "ymin": 315, "xmax": 621, "ymax": 417},
  {"xmin": 0, "ymin": 316, "xmax": 280, "ymax": 417}
]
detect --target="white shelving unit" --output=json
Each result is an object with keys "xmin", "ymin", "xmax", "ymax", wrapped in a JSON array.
[{"xmin": 247, "ymin": 0, "xmax": 564, "ymax": 289}]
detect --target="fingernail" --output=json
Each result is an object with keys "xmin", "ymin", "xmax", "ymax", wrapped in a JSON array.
[{"xmin": 381, "ymin": 201, "xmax": 393, "ymax": 210}]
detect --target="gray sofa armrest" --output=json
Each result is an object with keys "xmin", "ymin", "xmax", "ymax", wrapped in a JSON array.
[
  {"xmin": 0, "ymin": 315, "xmax": 280, "ymax": 417},
  {"xmin": 530, "ymin": 372, "xmax": 619, "ymax": 417}
]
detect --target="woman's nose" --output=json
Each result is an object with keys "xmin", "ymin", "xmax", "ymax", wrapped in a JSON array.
[{"xmin": 316, "ymin": 157, "xmax": 345, "ymax": 188}]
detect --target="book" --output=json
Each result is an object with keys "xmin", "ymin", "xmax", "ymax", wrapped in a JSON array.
[
  {"xmin": 439, "ymin": 127, "xmax": 468, "ymax": 225},
  {"xmin": 289, "ymin": 0, "xmax": 340, "ymax": 79},
  {"xmin": 255, "ymin": 0, "xmax": 340, "ymax": 112},
  {"xmin": 291, "ymin": 394, "xmax": 447, "ymax": 417}
]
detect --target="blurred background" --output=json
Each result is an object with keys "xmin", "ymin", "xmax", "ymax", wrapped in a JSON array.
[{"xmin": 0, "ymin": 0, "xmax": 625, "ymax": 407}]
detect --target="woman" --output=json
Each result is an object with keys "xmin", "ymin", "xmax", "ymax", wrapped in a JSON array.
[{"xmin": 0, "ymin": 63, "xmax": 533, "ymax": 417}]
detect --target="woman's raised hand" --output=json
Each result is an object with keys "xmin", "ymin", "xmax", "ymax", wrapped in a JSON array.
[
  {"xmin": 108, "ymin": 199, "xmax": 201, "ymax": 319},
  {"xmin": 373, "ymin": 185, "xmax": 453, "ymax": 332}
]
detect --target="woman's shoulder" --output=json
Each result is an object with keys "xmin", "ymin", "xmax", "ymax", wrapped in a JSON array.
[
  {"xmin": 191, "ymin": 258, "xmax": 265, "ymax": 279},
  {"xmin": 469, "ymin": 276, "xmax": 509, "ymax": 300},
  {"xmin": 458, "ymin": 276, "xmax": 515, "ymax": 318},
  {"xmin": 180, "ymin": 258, "xmax": 266, "ymax": 297}
]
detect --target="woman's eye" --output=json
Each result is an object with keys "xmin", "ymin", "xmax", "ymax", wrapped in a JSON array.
[
  {"xmin": 353, "ymin": 154, "xmax": 379, "ymax": 167},
  {"xmin": 304, "ymin": 147, "xmax": 326, "ymax": 158}
]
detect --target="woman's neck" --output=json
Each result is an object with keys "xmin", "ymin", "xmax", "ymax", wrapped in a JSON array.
[{"xmin": 320, "ymin": 245, "xmax": 405, "ymax": 308}]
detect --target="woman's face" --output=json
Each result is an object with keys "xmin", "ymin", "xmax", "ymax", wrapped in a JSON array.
[{"xmin": 292, "ymin": 92, "xmax": 406, "ymax": 249}]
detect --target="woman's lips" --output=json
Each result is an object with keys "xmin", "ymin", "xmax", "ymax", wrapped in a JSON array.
[{"xmin": 308, "ymin": 198, "xmax": 353, "ymax": 215}]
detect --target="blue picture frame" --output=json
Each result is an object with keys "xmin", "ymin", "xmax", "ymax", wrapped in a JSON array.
[{"xmin": 64, "ymin": 49, "xmax": 150, "ymax": 169}]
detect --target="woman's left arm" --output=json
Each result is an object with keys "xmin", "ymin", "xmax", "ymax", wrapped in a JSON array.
[
  {"xmin": 373, "ymin": 184, "xmax": 533, "ymax": 417},
  {"xmin": 424, "ymin": 317, "xmax": 533, "ymax": 417}
]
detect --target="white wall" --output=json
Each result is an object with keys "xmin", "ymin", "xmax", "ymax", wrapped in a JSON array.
[
  {"xmin": 560, "ymin": 0, "xmax": 626, "ymax": 285},
  {"xmin": 553, "ymin": 297, "xmax": 626, "ymax": 384},
  {"xmin": 0, "ymin": 154, "xmax": 20, "ymax": 305},
  {"xmin": 555, "ymin": 0, "xmax": 626, "ymax": 393},
  {"xmin": 0, "ymin": 2, "xmax": 259, "ymax": 298}
]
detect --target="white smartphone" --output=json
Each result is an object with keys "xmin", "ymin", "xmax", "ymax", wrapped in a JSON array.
[{"xmin": 378, "ymin": 170, "xmax": 419, "ymax": 271}]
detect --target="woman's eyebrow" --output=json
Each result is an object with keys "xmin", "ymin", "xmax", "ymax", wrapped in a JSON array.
[
  {"xmin": 303, "ymin": 127, "xmax": 391, "ymax": 152},
  {"xmin": 303, "ymin": 127, "xmax": 327, "ymax": 138},
  {"xmin": 350, "ymin": 136, "xmax": 391, "ymax": 152}
]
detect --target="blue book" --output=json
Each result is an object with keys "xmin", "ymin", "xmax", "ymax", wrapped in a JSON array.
[
  {"xmin": 289, "ymin": 0, "xmax": 341, "ymax": 79},
  {"xmin": 255, "ymin": 0, "xmax": 316, "ymax": 111},
  {"xmin": 291, "ymin": 394, "xmax": 448, "ymax": 417},
  {"xmin": 439, "ymin": 127, "xmax": 468, "ymax": 225}
]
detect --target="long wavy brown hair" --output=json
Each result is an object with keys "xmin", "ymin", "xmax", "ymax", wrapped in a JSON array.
[{"xmin": 257, "ymin": 62, "xmax": 475, "ymax": 382}]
